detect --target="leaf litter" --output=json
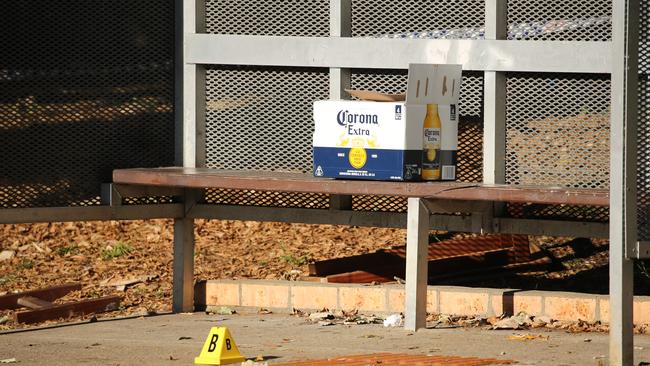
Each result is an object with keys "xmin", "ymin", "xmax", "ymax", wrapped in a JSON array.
[
  {"xmin": 0, "ymin": 219, "xmax": 405, "ymax": 329},
  {"xmin": 0, "ymin": 219, "xmax": 640, "ymax": 335}
]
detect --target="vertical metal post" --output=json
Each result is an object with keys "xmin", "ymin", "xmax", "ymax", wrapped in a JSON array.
[
  {"xmin": 483, "ymin": 0, "xmax": 507, "ymax": 186},
  {"xmin": 172, "ymin": 0, "xmax": 206, "ymax": 313},
  {"xmin": 181, "ymin": 0, "xmax": 207, "ymax": 169},
  {"xmin": 329, "ymin": 0, "xmax": 353, "ymax": 210},
  {"xmin": 404, "ymin": 198, "xmax": 430, "ymax": 331},
  {"xmin": 329, "ymin": 0, "xmax": 351, "ymax": 100},
  {"xmin": 610, "ymin": 0, "xmax": 640, "ymax": 364},
  {"xmin": 173, "ymin": 210, "xmax": 195, "ymax": 313}
]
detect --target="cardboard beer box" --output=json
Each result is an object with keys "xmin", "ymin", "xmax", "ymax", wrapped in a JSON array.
[{"xmin": 312, "ymin": 64, "xmax": 462, "ymax": 181}]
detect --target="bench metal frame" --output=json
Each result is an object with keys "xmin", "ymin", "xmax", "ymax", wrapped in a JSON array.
[
  {"xmin": 174, "ymin": 1, "xmax": 639, "ymax": 364},
  {"xmin": 0, "ymin": 0, "xmax": 638, "ymax": 364}
]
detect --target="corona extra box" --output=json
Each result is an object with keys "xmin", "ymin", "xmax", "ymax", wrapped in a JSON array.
[{"xmin": 313, "ymin": 64, "xmax": 462, "ymax": 181}]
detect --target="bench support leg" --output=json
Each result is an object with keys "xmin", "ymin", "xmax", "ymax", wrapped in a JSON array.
[
  {"xmin": 173, "ymin": 217, "xmax": 195, "ymax": 313},
  {"xmin": 404, "ymin": 197, "xmax": 430, "ymax": 331}
]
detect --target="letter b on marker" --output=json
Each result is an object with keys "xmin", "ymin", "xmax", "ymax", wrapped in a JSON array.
[{"xmin": 208, "ymin": 334, "xmax": 218, "ymax": 352}]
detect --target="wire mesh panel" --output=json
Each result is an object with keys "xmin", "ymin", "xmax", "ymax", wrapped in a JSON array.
[
  {"xmin": 506, "ymin": 203, "xmax": 609, "ymax": 223},
  {"xmin": 505, "ymin": 73, "xmax": 610, "ymax": 222},
  {"xmin": 205, "ymin": 66, "xmax": 328, "ymax": 171},
  {"xmin": 507, "ymin": 0, "xmax": 612, "ymax": 41},
  {"xmin": 0, "ymin": 1, "xmax": 175, "ymax": 208},
  {"xmin": 204, "ymin": 189, "xmax": 328, "ymax": 209},
  {"xmin": 348, "ymin": 70, "xmax": 484, "ymax": 212},
  {"xmin": 204, "ymin": 66, "xmax": 330, "ymax": 208},
  {"xmin": 351, "ymin": 0, "xmax": 485, "ymax": 38},
  {"xmin": 638, "ymin": 1, "xmax": 650, "ymax": 240},
  {"xmin": 506, "ymin": 74, "xmax": 611, "ymax": 189},
  {"xmin": 205, "ymin": 0, "xmax": 329, "ymax": 37}
]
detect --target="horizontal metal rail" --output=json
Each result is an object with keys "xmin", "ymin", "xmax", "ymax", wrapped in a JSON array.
[
  {"xmin": 186, "ymin": 34, "xmax": 612, "ymax": 74},
  {"xmin": 188, "ymin": 204, "xmax": 608, "ymax": 238},
  {"xmin": 0, "ymin": 204, "xmax": 184, "ymax": 224}
]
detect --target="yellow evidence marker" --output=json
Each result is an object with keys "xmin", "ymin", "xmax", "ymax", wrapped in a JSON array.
[{"xmin": 194, "ymin": 327, "xmax": 246, "ymax": 365}]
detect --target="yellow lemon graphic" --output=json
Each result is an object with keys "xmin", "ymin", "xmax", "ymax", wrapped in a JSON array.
[
  {"xmin": 426, "ymin": 147, "xmax": 436, "ymax": 162},
  {"xmin": 349, "ymin": 148, "xmax": 367, "ymax": 169},
  {"xmin": 367, "ymin": 134, "xmax": 379, "ymax": 148},
  {"xmin": 336, "ymin": 133, "xmax": 350, "ymax": 147}
]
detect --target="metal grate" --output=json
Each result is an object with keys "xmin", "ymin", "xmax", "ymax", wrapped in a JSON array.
[
  {"xmin": 205, "ymin": 0, "xmax": 329, "ymax": 37},
  {"xmin": 0, "ymin": 1, "xmax": 175, "ymax": 208},
  {"xmin": 352, "ymin": 195, "xmax": 407, "ymax": 213},
  {"xmin": 204, "ymin": 65, "xmax": 330, "ymax": 208},
  {"xmin": 351, "ymin": 0, "xmax": 485, "ymax": 38},
  {"xmin": 203, "ymin": 189, "xmax": 328, "ymax": 209},
  {"xmin": 638, "ymin": 1, "xmax": 650, "ymax": 240},
  {"xmin": 122, "ymin": 196, "xmax": 174, "ymax": 205},
  {"xmin": 507, "ymin": 0, "xmax": 612, "ymax": 41},
  {"xmin": 506, "ymin": 74, "xmax": 611, "ymax": 189},
  {"xmin": 507, "ymin": 203, "xmax": 609, "ymax": 223},
  {"xmin": 505, "ymin": 73, "xmax": 610, "ymax": 222},
  {"xmin": 205, "ymin": 66, "xmax": 328, "ymax": 172}
]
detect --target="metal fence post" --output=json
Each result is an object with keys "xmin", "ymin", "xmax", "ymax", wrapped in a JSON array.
[
  {"xmin": 172, "ymin": 0, "xmax": 206, "ymax": 313},
  {"xmin": 483, "ymin": 0, "xmax": 507, "ymax": 185},
  {"xmin": 610, "ymin": 0, "xmax": 640, "ymax": 364},
  {"xmin": 404, "ymin": 198, "xmax": 430, "ymax": 331},
  {"xmin": 483, "ymin": 0, "xmax": 507, "ymax": 224},
  {"xmin": 329, "ymin": 0, "xmax": 353, "ymax": 211}
]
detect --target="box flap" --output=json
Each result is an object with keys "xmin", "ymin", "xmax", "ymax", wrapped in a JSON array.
[
  {"xmin": 345, "ymin": 89, "xmax": 406, "ymax": 102},
  {"xmin": 406, "ymin": 64, "xmax": 462, "ymax": 105}
]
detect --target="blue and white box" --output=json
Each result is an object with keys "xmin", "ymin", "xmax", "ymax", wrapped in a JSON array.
[{"xmin": 312, "ymin": 64, "xmax": 462, "ymax": 181}]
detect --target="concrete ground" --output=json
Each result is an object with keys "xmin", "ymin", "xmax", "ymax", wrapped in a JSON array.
[{"xmin": 1, "ymin": 312, "xmax": 649, "ymax": 366}]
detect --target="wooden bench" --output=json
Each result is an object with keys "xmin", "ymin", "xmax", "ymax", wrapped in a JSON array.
[
  {"xmin": 113, "ymin": 167, "xmax": 609, "ymax": 330},
  {"xmin": 114, "ymin": 168, "xmax": 609, "ymax": 207}
]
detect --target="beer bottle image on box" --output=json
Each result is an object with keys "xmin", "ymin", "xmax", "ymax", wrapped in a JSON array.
[{"xmin": 422, "ymin": 103, "xmax": 442, "ymax": 180}]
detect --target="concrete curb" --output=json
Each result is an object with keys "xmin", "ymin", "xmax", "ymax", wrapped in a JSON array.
[{"xmin": 195, "ymin": 279, "xmax": 650, "ymax": 324}]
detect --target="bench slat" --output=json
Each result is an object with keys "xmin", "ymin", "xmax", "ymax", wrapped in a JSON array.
[{"xmin": 113, "ymin": 167, "xmax": 609, "ymax": 207}]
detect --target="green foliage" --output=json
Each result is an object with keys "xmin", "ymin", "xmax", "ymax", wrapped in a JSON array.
[
  {"xmin": 636, "ymin": 260, "xmax": 650, "ymax": 281},
  {"xmin": 101, "ymin": 242, "xmax": 133, "ymax": 260},
  {"xmin": 18, "ymin": 259, "xmax": 34, "ymax": 270},
  {"xmin": 56, "ymin": 244, "xmax": 79, "ymax": 256},
  {"xmin": 279, "ymin": 245, "xmax": 309, "ymax": 267},
  {"xmin": 0, "ymin": 274, "xmax": 17, "ymax": 285}
]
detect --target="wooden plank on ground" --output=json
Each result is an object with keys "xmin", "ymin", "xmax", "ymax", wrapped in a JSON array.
[
  {"xmin": 16, "ymin": 296, "xmax": 53, "ymax": 310},
  {"xmin": 14, "ymin": 295, "xmax": 121, "ymax": 324},
  {"xmin": 325, "ymin": 271, "xmax": 395, "ymax": 284},
  {"xmin": 0, "ymin": 283, "xmax": 81, "ymax": 310},
  {"xmin": 325, "ymin": 248, "xmax": 512, "ymax": 284},
  {"xmin": 313, "ymin": 235, "xmax": 530, "ymax": 283},
  {"xmin": 309, "ymin": 252, "xmax": 402, "ymax": 276}
]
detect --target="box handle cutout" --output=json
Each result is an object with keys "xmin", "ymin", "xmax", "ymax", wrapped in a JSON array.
[{"xmin": 442, "ymin": 76, "xmax": 448, "ymax": 96}]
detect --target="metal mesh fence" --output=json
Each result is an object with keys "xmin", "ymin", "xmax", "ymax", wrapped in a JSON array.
[
  {"xmin": 505, "ymin": 74, "xmax": 611, "ymax": 189},
  {"xmin": 507, "ymin": 0, "xmax": 612, "ymax": 41},
  {"xmin": 638, "ymin": 2, "xmax": 650, "ymax": 240},
  {"xmin": 205, "ymin": 0, "xmax": 329, "ymax": 37},
  {"xmin": 205, "ymin": 66, "xmax": 329, "ymax": 172},
  {"xmin": 203, "ymin": 65, "xmax": 330, "ymax": 207},
  {"xmin": 0, "ymin": 1, "xmax": 175, "ymax": 208},
  {"xmin": 351, "ymin": 0, "xmax": 485, "ymax": 38},
  {"xmin": 505, "ymin": 73, "xmax": 611, "ymax": 222}
]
